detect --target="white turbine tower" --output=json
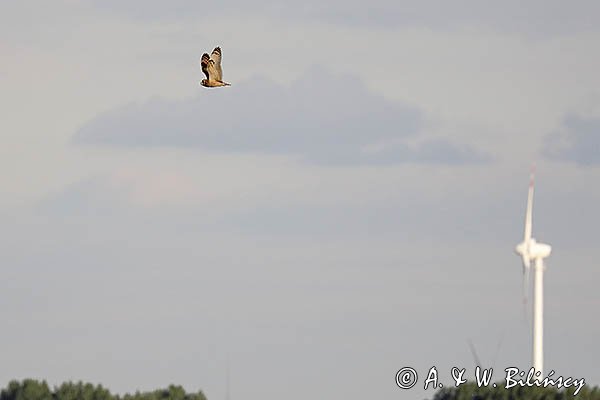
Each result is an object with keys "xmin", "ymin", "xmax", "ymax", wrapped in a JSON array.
[{"xmin": 514, "ymin": 166, "xmax": 551, "ymax": 378}]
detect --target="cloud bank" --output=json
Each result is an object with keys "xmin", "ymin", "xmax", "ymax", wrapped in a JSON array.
[
  {"xmin": 74, "ymin": 67, "xmax": 489, "ymax": 165},
  {"xmin": 543, "ymin": 114, "xmax": 600, "ymax": 166}
]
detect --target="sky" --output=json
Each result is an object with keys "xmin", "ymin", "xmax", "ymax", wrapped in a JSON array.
[{"xmin": 1, "ymin": 1, "xmax": 600, "ymax": 399}]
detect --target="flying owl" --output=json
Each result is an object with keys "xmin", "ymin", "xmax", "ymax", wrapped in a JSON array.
[{"xmin": 200, "ymin": 47, "xmax": 231, "ymax": 87}]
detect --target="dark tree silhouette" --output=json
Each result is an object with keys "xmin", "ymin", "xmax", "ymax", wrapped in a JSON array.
[
  {"xmin": 0, "ymin": 381, "xmax": 206, "ymax": 400},
  {"xmin": 431, "ymin": 381, "xmax": 599, "ymax": 400}
]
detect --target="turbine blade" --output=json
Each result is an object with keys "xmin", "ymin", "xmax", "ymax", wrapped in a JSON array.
[
  {"xmin": 522, "ymin": 261, "xmax": 530, "ymax": 320},
  {"xmin": 521, "ymin": 253, "xmax": 531, "ymax": 270},
  {"xmin": 491, "ymin": 331, "xmax": 505, "ymax": 369},
  {"xmin": 468, "ymin": 339, "xmax": 483, "ymax": 368},
  {"xmin": 524, "ymin": 262, "xmax": 530, "ymax": 295},
  {"xmin": 524, "ymin": 164, "xmax": 535, "ymax": 242}
]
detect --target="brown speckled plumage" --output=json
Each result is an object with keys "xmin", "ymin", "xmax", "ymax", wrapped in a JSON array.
[{"xmin": 200, "ymin": 47, "xmax": 231, "ymax": 87}]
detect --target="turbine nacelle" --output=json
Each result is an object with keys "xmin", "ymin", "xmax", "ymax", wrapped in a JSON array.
[
  {"xmin": 530, "ymin": 241, "xmax": 552, "ymax": 260},
  {"xmin": 515, "ymin": 238, "xmax": 552, "ymax": 262}
]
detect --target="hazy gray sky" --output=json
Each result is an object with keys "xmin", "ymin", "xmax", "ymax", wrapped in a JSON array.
[{"xmin": 1, "ymin": 1, "xmax": 599, "ymax": 400}]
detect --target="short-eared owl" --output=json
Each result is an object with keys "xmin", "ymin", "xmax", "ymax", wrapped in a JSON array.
[{"xmin": 200, "ymin": 47, "xmax": 231, "ymax": 87}]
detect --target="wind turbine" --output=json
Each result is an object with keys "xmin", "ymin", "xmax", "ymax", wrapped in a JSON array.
[{"xmin": 514, "ymin": 166, "xmax": 551, "ymax": 377}]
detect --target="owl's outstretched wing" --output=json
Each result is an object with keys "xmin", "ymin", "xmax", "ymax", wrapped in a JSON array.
[
  {"xmin": 210, "ymin": 47, "xmax": 223, "ymax": 81},
  {"xmin": 200, "ymin": 52, "xmax": 219, "ymax": 81},
  {"xmin": 200, "ymin": 53, "xmax": 210, "ymax": 80}
]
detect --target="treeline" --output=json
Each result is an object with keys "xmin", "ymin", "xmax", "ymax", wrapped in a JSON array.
[
  {"xmin": 432, "ymin": 381, "xmax": 600, "ymax": 400},
  {"xmin": 4, "ymin": 379, "xmax": 600, "ymax": 400},
  {"xmin": 0, "ymin": 380, "xmax": 206, "ymax": 400}
]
